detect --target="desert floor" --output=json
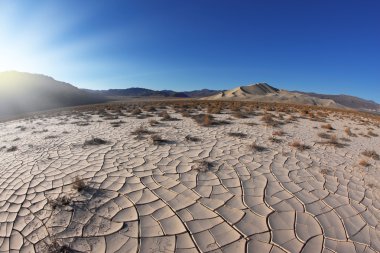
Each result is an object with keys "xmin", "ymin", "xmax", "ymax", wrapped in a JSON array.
[{"xmin": 0, "ymin": 104, "xmax": 379, "ymax": 253}]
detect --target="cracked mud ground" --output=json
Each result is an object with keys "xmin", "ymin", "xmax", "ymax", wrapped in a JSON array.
[{"xmin": 0, "ymin": 106, "xmax": 379, "ymax": 252}]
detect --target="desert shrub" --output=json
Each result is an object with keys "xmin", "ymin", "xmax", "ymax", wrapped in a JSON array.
[
  {"xmin": 131, "ymin": 126, "xmax": 154, "ymax": 136},
  {"xmin": 261, "ymin": 113, "xmax": 279, "ymax": 126},
  {"xmin": 185, "ymin": 135, "xmax": 201, "ymax": 142},
  {"xmin": 269, "ymin": 136, "xmax": 282, "ymax": 143},
  {"xmin": 131, "ymin": 108, "xmax": 142, "ymax": 115},
  {"xmin": 228, "ymin": 132, "xmax": 247, "ymax": 138},
  {"xmin": 84, "ymin": 137, "xmax": 108, "ymax": 146},
  {"xmin": 45, "ymin": 135, "xmax": 59, "ymax": 139},
  {"xmin": 7, "ymin": 146, "xmax": 18, "ymax": 152},
  {"xmin": 150, "ymin": 134, "xmax": 168, "ymax": 145},
  {"xmin": 318, "ymin": 132, "xmax": 331, "ymax": 139}
]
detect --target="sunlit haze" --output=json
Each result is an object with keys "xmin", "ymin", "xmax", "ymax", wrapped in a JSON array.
[{"xmin": 0, "ymin": 1, "xmax": 379, "ymax": 102}]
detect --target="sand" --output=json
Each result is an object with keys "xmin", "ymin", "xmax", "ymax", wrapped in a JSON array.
[{"xmin": 0, "ymin": 107, "xmax": 379, "ymax": 252}]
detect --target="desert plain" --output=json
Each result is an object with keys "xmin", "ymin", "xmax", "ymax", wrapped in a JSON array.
[{"xmin": 0, "ymin": 101, "xmax": 379, "ymax": 253}]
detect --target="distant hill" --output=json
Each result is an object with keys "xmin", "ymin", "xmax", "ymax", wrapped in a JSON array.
[
  {"xmin": 295, "ymin": 91, "xmax": 380, "ymax": 112},
  {"xmin": 1, "ymin": 71, "xmax": 378, "ymax": 119},
  {"xmin": 203, "ymin": 83, "xmax": 342, "ymax": 108},
  {"xmin": 0, "ymin": 71, "xmax": 107, "ymax": 119},
  {"xmin": 86, "ymin": 88, "xmax": 222, "ymax": 98}
]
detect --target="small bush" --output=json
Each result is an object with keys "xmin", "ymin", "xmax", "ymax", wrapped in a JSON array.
[{"xmin": 84, "ymin": 137, "xmax": 108, "ymax": 146}]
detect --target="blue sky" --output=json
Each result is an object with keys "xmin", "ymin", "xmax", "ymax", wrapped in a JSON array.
[{"xmin": 1, "ymin": 0, "xmax": 379, "ymax": 102}]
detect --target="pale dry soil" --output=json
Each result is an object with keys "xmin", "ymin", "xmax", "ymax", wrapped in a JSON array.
[{"xmin": 0, "ymin": 109, "xmax": 379, "ymax": 253}]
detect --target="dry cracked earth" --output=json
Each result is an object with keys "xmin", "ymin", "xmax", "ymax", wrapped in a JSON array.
[{"xmin": 0, "ymin": 106, "xmax": 379, "ymax": 253}]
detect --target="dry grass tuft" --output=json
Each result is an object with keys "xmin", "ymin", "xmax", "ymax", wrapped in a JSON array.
[
  {"xmin": 361, "ymin": 150, "xmax": 379, "ymax": 160},
  {"xmin": 344, "ymin": 127, "xmax": 355, "ymax": 137},
  {"xmin": 272, "ymin": 130, "xmax": 285, "ymax": 136},
  {"xmin": 48, "ymin": 195, "xmax": 72, "ymax": 210},
  {"xmin": 185, "ymin": 135, "xmax": 201, "ymax": 142},
  {"xmin": 131, "ymin": 126, "xmax": 154, "ymax": 136},
  {"xmin": 72, "ymin": 176, "xmax": 88, "ymax": 193},
  {"xmin": 149, "ymin": 119, "xmax": 160, "ymax": 127},
  {"xmin": 359, "ymin": 159, "xmax": 370, "ymax": 167},
  {"xmin": 320, "ymin": 168, "xmax": 330, "ymax": 176},
  {"xmin": 131, "ymin": 108, "xmax": 142, "ymax": 115},
  {"xmin": 150, "ymin": 134, "xmax": 169, "ymax": 145},
  {"xmin": 228, "ymin": 132, "xmax": 247, "ymax": 138},
  {"xmin": 317, "ymin": 132, "xmax": 331, "ymax": 139},
  {"xmin": 321, "ymin": 124, "xmax": 334, "ymax": 130},
  {"xmin": 289, "ymin": 141, "xmax": 310, "ymax": 151},
  {"xmin": 249, "ymin": 142, "xmax": 267, "ymax": 152},
  {"xmin": 368, "ymin": 130, "xmax": 379, "ymax": 137},
  {"xmin": 6, "ymin": 146, "xmax": 18, "ymax": 152},
  {"xmin": 193, "ymin": 159, "xmax": 216, "ymax": 172}
]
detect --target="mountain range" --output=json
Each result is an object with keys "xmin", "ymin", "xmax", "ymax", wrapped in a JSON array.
[{"xmin": 0, "ymin": 71, "xmax": 379, "ymax": 119}]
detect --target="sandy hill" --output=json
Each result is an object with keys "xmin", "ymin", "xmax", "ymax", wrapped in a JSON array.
[
  {"xmin": 0, "ymin": 71, "xmax": 106, "ymax": 119},
  {"xmin": 204, "ymin": 83, "xmax": 343, "ymax": 108}
]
